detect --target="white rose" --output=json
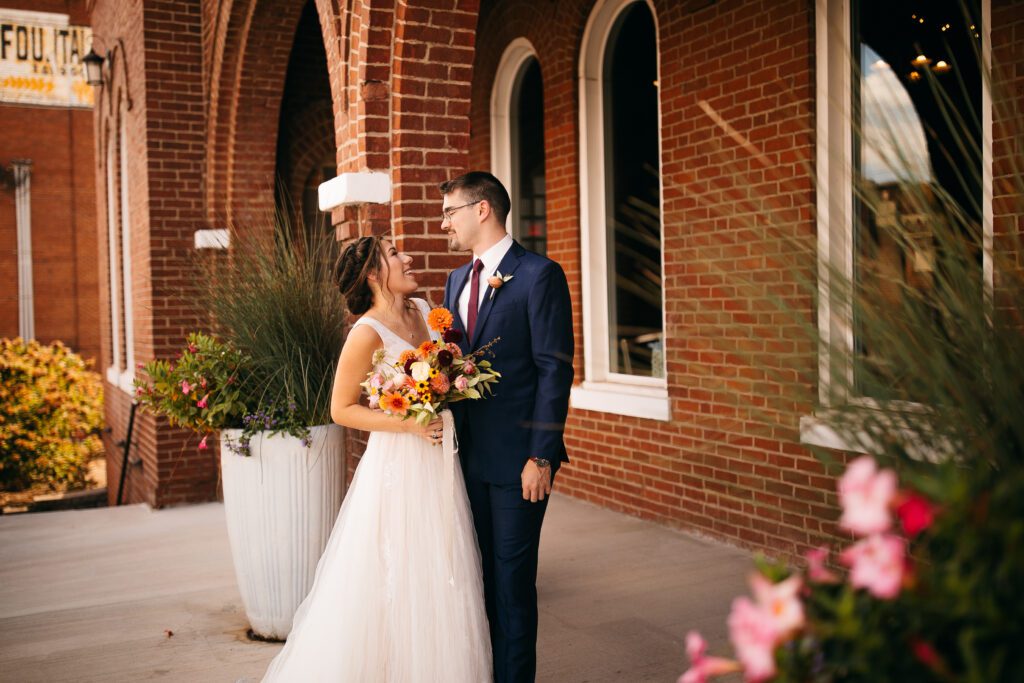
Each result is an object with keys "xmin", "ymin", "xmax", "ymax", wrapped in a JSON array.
[{"xmin": 410, "ymin": 361, "xmax": 432, "ymax": 382}]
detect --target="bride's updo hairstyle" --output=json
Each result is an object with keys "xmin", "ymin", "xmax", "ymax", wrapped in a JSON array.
[{"xmin": 335, "ymin": 235, "xmax": 386, "ymax": 315}]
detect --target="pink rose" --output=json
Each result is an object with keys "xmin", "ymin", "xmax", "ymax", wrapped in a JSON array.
[
  {"xmin": 727, "ymin": 597, "xmax": 778, "ymax": 682},
  {"xmin": 462, "ymin": 361, "xmax": 476, "ymax": 375},
  {"xmin": 805, "ymin": 546, "xmax": 840, "ymax": 583},
  {"xmin": 181, "ymin": 380, "xmax": 192, "ymax": 395},
  {"xmin": 454, "ymin": 375, "xmax": 469, "ymax": 391},
  {"xmin": 678, "ymin": 631, "xmax": 740, "ymax": 683},
  {"xmin": 840, "ymin": 533, "xmax": 906, "ymax": 599},
  {"xmin": 838, "ymin": 456, "xmax": 897, "ymax": 535},
  {"xmin": 897, "ymin": 492, "xmax": 936, "ymax": 537}
]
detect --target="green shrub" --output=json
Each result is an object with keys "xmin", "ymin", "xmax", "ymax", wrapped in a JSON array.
[{"xmin": 0, "ymin": 338, "xmax": 103, "ymax": 492}]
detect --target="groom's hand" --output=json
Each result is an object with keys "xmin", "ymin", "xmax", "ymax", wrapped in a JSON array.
[{"xmin": 521, "ymin": 460, "xmax": 552, "ymax": 503}]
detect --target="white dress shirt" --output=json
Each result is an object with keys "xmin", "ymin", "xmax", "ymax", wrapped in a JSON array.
[{"xmin": 458, "ymin": 233, "xmax": 514, "ymax": 328}]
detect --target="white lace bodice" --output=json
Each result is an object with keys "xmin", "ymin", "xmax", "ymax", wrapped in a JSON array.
[{"xmin": 351, "ymin": 298, "xmax": 433, "ymax": 367}]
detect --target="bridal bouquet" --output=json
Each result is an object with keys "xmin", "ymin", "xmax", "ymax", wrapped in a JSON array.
[{"xmin": 362, "ymin": 307, "xmax": 500, "ymax": 425}]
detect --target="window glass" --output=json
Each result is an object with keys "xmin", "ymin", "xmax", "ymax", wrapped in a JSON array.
[
  {"xmin": 852, "ymin": 0, "xmax": 982, "ymax": 399},
  {"xmin": 604, "ymin": 2, "xmax": 663, "ymax": 378}
]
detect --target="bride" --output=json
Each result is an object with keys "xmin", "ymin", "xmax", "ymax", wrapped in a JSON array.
[{"xmin": 262, "ymin": 235, "xmax": 491, "ymax": 682}]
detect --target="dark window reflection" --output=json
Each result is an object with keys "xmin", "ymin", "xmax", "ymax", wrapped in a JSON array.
[
  {"xmin": 512, "ymin": 58, "xmax": 546, "ymax": 256},
  {"xmin": 604, "ymin": 3, "xmax": 662, "ymax": 378},
  {"xmin": 852, "ymin": 0, "xmax": 982, "ymax": 400}
]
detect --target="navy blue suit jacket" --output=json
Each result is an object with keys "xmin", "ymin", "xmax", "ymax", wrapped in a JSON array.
[{"xmin": 443, "ymin": 241, "xmax": 574, "ymax": 485}]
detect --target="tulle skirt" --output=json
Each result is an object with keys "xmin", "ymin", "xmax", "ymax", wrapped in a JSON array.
[{"xmin": 262, "ymin": 430, "xmax": 491, "ymax": 682}]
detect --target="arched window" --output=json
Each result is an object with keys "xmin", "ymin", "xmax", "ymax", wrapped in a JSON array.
[
  {"xmin": 104, "ymin": 121, "xmax": 122, "ymax": 384},
  {"xmin": 119, "ymin": 107, "xmax": 135, "ymax": 386},
  {"xmin": 491, "ymin": 39, "xmax": 547, "ymax": 254},
  {"xmin": 573, "ymin": 0, "xmax": 667, "ymax": 420}
]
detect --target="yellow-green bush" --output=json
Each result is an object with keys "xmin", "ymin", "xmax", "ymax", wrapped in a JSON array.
[{"xmin": 0, "ymin": 338, "xmax": 103, "ymax": 492}]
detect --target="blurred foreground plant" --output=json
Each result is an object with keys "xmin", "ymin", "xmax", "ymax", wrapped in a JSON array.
[{"xmin": 0, "ymin": 338, "xmax": 103, "ymax": 491}]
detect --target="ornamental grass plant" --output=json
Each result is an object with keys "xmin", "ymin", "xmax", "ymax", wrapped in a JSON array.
[
  {"xmin": 677, "ymin": 4, "xmax": 1023, "ymax": 681},
  {"xmin": 134, "ymin": 213, "xmax": 347, "ymax": 454},
  {"xmin": 192, "ymin": 214, "xmax": 348, "ymax": 443}
]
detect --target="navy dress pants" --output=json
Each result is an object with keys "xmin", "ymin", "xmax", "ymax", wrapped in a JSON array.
[{"xmin": 463, "ymin": 475, "xmax": 551, "ymax": 683}]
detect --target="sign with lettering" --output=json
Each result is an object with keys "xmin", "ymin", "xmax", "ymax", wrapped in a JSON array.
[{"xmin": 0, "ymin": 9, "xmax": 94, "ymax": 108}]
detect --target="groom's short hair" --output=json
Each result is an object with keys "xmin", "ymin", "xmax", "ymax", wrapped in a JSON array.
[{"xmin": 439, "ymin": 171, "xmax": 511, "ymax": 226}]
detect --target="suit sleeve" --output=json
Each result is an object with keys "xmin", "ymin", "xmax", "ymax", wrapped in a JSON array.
[{"xmin": 526, "ymin": 260, "xmax": 575, "ymax": 460}]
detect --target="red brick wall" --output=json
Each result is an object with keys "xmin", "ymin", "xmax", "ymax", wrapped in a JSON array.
[
  {"xmin": 468, "ymin": 0, "xmax": 831, "ymax": 561},
  {"xmin": 0, "ymin": 0, "xmax": 99, "ymax": 365}
]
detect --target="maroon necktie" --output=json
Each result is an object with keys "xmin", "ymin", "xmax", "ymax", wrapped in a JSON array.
[{"xmin": 466, "ymin": 259, "xmax": 484, "ymax": 339}]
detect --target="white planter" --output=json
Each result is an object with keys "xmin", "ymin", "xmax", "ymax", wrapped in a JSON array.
[{"xmin": 220, "ymin": 424, "xmax": 346, "ymax": 640}]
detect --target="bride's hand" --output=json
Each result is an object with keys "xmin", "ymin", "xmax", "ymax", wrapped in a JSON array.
[{"xmin": 408, "ymin": 417, "xmax": 444, "ymax": 447}]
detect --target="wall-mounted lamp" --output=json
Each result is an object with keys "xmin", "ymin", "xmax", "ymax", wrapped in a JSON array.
[
  {"xmin": 83, "ymin": 48, "xmax": 104, "ymax": 87},
  {"xmin": 82, "ymin": 37, "xmax": 133, "ymax": 111}
]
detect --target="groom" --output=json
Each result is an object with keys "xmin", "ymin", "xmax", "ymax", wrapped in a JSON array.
[{"xmin": 440, "ymin": 171, "xmax": 574, "ymax": 682}]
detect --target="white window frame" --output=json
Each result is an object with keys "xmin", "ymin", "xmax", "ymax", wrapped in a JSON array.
[
  {"xmin": 572, "ymin": 0, "xmax": 669, "ymax": 421},
  {"xmin": 802, "ymin": 0, "xmax": 993, "ymax": 453},
  {"xmin": 490, "ymin": 37, "xmax": 537, "ymax": 236}
]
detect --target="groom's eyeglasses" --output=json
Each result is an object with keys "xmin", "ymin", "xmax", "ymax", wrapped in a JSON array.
[{"xmin": 441, "ymin": 200, "xmax": 482, "ymax": 223}]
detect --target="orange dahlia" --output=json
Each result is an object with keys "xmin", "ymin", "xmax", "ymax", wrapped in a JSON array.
[
  {"xmin": 429, "ymin": 373, "xmax": 450, "ymax": 394},
  {"xmin": 427, "ymin": 307, "xmax": 454, "ymax": 333},
  {"xmin": 398, "ymin": 349, "xmax": 418, "ymax": 366},
  {"xmin": 378, "ymin": 391, "xmax": 410, "ymax": 415},
  {"xmin": 417, "ymin": 340, "xmax": 438, "ymax": 358}
]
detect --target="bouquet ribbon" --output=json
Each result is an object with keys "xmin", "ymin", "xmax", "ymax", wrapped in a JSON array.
[{"xmin": 441, "ymin": 408, "xmax": 458, "ymax": 587}]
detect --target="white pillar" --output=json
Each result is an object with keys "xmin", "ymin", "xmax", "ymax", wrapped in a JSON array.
[{"xmin": 13, "ymin": 160, "xmax": 34, "ymax": 340}]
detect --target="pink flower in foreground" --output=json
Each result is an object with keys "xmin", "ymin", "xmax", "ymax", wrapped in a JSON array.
[
  {"xmin": 806, "ymin": 546, "xmax": 840, "ymax": 583},
  {"xmin": 181, "ymin": 380, "xmax": 192, "ymax": 395},
  {"xmin": 750, "ymin": 573, "xmax": 805, "ymax": 637},
  {"xmin": 198, "ymin": 435, "xmax": 209, "ymax": 450},
  {"xmin": 728, "ymin": 596, "xmax": 778, "ymax": 682},
  {"xmin": 196, "ymin": 394, "xmax": 209, "ymax": 409},
  {"xmin": 462, "ymin": 361, "xmax": 476, "ymax": 375},
  {"xmin": 910, "ymin": 637, "xmax": 948, "ymax": 675},
  {"xmin": 838, "ymin": 456, "xmax": 897, "ymax": 535},
  {"xmin": 840, "ymin": 533, "xmax": 906, "ymax": 599},
  {"xmin": 678, "ymin": 631, "xmax": 741, "ymax": 683},
  {"xmin": 897, "ymin": 492, "xmax": 937, "ymax": 537},
  {"xmin": 454, "ymin": 375, "xmax": 469, "ymax": 391}
]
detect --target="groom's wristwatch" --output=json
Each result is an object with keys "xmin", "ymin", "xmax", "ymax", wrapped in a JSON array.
[{"xmin": 529, "ymin": 456, "xmax": 551, "ymax": 469}]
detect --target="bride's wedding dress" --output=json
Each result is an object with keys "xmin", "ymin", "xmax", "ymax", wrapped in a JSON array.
[{"xmin": 262, "ymin": 298, "xmax": 491, "ymax": 682}]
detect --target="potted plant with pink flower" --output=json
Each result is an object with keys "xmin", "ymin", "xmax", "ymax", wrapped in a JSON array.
[{"xmin": 135, "ymin": 220, "xmax": 349, "ymax": 641}]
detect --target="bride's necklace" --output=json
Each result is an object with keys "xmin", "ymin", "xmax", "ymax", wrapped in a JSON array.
[{"xmin": 374, "ymin": 305, "xmax": 419, "ymax": 340}]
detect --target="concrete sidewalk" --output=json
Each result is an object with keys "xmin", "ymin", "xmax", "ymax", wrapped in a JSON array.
[{"xmin": 0, "ymin": 496, "xmax": 751, "ymax": 682}]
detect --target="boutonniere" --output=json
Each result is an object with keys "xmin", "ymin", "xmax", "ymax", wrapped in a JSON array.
[{"xmin": 487, "ymin": 271, "xmax": 514, "ymax": 299}]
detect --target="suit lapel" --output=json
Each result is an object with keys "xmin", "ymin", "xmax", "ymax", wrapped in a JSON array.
[
  {"xmin": 449, "ymin": 262, "xmax": 472, "ymax": 355},
  {"xmin": 470, "ymin": 241, "xmax": 524, "ymax": 347}
]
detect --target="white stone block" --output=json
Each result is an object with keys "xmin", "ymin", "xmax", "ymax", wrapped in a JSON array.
[
  {"xmin": 318, "ymin": 171, "xmax": 391, "ymax": 211},
  {"xmin": 194, "ymin": 228, "xmax": 230, "ymax": 250}
]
